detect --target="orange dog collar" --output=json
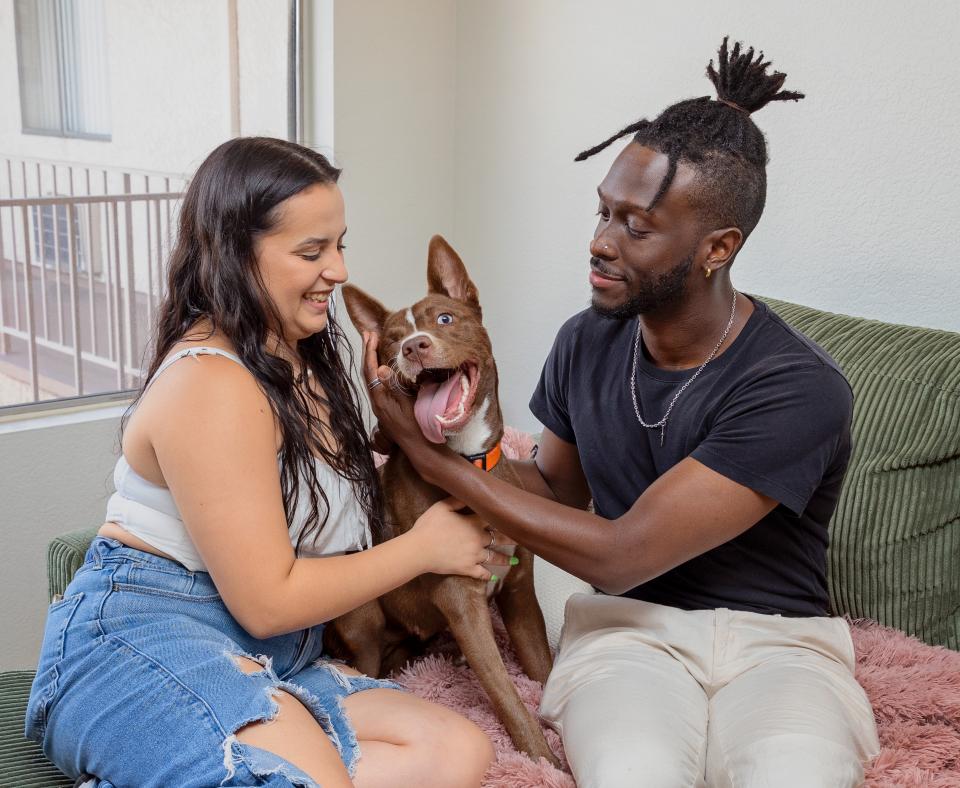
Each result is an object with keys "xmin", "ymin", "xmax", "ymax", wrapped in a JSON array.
[{"xmin": 464, "ymin": 442, "xmax": 502, "ymax": 472}]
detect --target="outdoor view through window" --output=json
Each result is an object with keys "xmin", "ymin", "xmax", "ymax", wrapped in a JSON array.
[{"xmin": 1, "ymin": 0, "xmax": 291, "ymax": 409}]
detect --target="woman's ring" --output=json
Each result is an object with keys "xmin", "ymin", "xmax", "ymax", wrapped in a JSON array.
[
  {"xmin": 367, "ymin": 378, "xmax": 382, "ymax": 390},
  {"xmin": 486, "ymin": 529, "xmax": 496, "ymax": 549}
]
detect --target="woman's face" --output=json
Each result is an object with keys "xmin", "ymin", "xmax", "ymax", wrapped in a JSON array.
[{"xmin": 254, "ymin": 183, "xmax": 348, "ymax": 344}]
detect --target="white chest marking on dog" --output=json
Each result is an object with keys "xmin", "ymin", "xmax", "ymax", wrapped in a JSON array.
[
  {"xmin": 446, "ymin": 397, "xmax": 492, "ymax": 456},
  {"xmin": 405, "ymin": 309, "xmax": 417, "ymax": 330}
]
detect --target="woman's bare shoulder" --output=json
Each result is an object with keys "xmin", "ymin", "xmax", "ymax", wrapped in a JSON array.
[{"xmin": 124, "ymin": 326, "xmax": 278, "ymax": 482}]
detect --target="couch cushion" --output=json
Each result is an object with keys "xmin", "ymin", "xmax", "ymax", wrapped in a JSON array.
[
  {"xmin": 47, "ymin": 527, "xmax": 99, "ymax": 602},
  {"xmin": 760, "ymin": 297, "xmax": 960, "ymax": 649},
  {"xmin": 0, "ymin": 671, "xmax": 71, "ymax": 787}
]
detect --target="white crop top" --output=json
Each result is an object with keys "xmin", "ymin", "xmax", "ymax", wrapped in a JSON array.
[{"xmin": 105, "ymin": 347, "xmax": 372, "ymax": 571}]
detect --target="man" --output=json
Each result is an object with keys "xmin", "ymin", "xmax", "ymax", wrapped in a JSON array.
[{"xmin": 366, "ymin": 38, "xmax": 880, "ymax": 787}]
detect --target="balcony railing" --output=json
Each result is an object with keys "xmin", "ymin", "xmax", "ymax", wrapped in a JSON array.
[{"xmin": 0, "ymin": 156, "xmax": 185, "ymax": 406}]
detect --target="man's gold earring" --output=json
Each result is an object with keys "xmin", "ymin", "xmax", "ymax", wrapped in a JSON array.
[{"xmin": 704, "ymin": 266, "xmax": 712, "ymax": 279}]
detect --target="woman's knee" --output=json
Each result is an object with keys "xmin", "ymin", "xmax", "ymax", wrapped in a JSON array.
[
  {"xmin": 344, "ymin": 687, "xmax": 493, "ymax": 786},
  {"xmin": 232, "ymin": 657, "xmax": 352, "ymax": 787},
  {"xmin": 389, "ymin": 701, "xmax": 493, "ymax": 787},
  {"xmin": 423, "ymin": 711, "xmax": 494, "ymax": 787}
]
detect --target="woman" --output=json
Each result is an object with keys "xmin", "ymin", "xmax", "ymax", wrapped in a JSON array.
[{"xmin": 25, "ymin": 137, "xmax": 504, "ymax": 788}]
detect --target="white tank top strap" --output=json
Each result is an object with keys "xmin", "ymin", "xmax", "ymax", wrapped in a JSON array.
[
  {"xmin": 111, "ymin": 344, "xmax": 373, "ymax": 570},
  {"xmin": 146, "ymin": 346, "xmax": 247, "ymax": 392}
]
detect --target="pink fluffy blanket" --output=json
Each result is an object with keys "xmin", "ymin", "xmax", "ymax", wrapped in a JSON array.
[
  {"xmin": 394, "ymin": 613, "xmax": 960, "ymax": 787},
  {"xmin": 391, "ymin": 428, "xmax": 960, "ymax": 785}
]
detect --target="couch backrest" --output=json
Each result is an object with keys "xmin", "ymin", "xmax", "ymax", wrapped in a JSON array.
[{"xmin": 761, "ymin": 297, "xmax": 960, "ymax": 650}]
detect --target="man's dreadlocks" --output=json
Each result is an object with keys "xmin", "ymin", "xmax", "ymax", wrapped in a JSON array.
[{"xmin": 577, "ymin": 37, "xmax": 804, "ymax": 244}]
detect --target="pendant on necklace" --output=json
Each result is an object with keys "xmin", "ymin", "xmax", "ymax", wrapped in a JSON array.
[{"xmin": 660, "ymin": 424, "xmax": 665, "ymax": 447}]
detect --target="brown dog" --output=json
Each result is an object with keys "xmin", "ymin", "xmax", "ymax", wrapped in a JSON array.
[{"xmin": 323, "ymin": 235, "xmax": 557, "ymax": 765}]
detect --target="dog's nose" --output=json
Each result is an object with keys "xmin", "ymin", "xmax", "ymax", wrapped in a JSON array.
[{"xmin": 402, "ymin": 335, "xmax": 433, "ymax": 358}]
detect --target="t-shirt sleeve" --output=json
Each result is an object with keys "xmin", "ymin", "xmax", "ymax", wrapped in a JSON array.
[
  {"xmin": 691, "ymin": 362, "xmax": 853, "ymax": 516},
  {"xmin": 529, "ymin": 318, "xmax": 577, "ymax": 444}
]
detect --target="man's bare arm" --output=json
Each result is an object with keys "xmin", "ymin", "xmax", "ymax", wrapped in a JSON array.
[
  {"xmin": 508, "ymin": 429, "xmax": 592, "ymax": 509},
  {"xmin": 421, "ymin": 440, "xmax": 777, "ymax": 594},
  {"xmin": 362, "ymin": 331, "xmax": 778, "ymax": 594}
]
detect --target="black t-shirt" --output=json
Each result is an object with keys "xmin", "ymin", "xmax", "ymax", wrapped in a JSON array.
[{"xmin": 530, "ymin": 296, "xmax": 853, "ymax": 617}]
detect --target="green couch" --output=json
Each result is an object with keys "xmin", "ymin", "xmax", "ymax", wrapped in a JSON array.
[{"xmin": 2, "ymin": 296, "xmax": 958, "ymax": 785}]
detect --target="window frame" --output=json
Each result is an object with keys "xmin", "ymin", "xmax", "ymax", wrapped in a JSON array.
[
  {"xmin": 0, "ymin": 389, "xmax": 133, "ymax": 426},
  {"xmin": 13, "ymin": 0, "xmax": 112, "ymax": 142}
]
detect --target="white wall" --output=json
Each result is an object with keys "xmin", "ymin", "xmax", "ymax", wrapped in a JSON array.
[
  {"xmin": 452, "ymin": 0, "xmax": 960, "ymax": 431},
  {"xmin": 236, "ymin": 0, "xmax": 289, "ymax": 141},
  {"xmin": 0, "ymin": 410, "xmax": 121, "ymax": 669},
  {"xmin": 331, "ymin": 0, "xmax": 458, "ymax": 316}
]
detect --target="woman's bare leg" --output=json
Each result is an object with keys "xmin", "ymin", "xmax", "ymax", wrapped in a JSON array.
[
  {"xmin": 344, "ymin": 687, "xmax": 494, "ymax": 788},
  {"xmin": 232, "ymin": 656, "xmax": 353, "ymax": 787}
]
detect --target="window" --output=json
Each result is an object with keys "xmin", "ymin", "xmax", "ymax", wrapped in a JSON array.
[
  {"xmin": 1, "ymin": 0, "xmax": 315, "ymax": 412},
  {"xmin": 31, "ymin": 204, "xmax": 86, "ymax": 272},
  {"xmin": 14, "ymin": 0, "xmax": 111, "ymax": 140}
]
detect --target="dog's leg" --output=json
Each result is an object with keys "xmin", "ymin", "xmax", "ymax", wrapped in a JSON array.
[
  {"xmin": 321, "ymin": 601, "xmax": 386, "ymax": 678},
  {"xmin": 379, "ymin": 633, "xmax": 428, "ymax": 677},
  {"xmin": 434, "ymin": 580, "xmax": 560, "ymax": 767},
  {"xmin": 496, "ymin": 546, "xmax": 554, "ymax": 685}
]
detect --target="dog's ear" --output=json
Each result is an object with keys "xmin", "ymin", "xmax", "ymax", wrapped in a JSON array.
[
  {"xmin": 341, "ymin": 285, "xmax": 390, "ymax": 335},
  {"xmin": 426, "ymin": 235, "xmax": 481, "ymax": 315}
]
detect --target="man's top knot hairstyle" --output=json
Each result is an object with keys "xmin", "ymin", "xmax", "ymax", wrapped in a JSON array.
[{"xmin": 577, "ymin": 37, "xmax": 805, "ymax": 243}]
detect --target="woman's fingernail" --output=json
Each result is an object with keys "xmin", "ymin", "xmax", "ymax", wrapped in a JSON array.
[
  {"xmin": 489, "ymin": 574, "xmax": 499, "ymax": 583},
  {"xmin": 509, "ymin": 556, "xmax": 519, "ymax": 566}
]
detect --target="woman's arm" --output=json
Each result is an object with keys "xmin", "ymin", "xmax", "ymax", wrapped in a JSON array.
[{"xmin": 147, "ymin": 356, "xmax": 502, "ymax": 639}]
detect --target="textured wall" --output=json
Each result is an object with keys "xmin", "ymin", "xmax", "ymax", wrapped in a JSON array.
[
  {"xmin": 331, "ymin": 0, "xmax": 458, "ymax": 318},
  {"xmin": 452, "ymin": 0, "xmax": 960, "ymax": 431}
]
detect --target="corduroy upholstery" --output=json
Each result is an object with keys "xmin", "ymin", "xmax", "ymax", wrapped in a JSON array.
[
  {"xmin": 760, "ymin": 297, "xmax": 960, "ymax": 650},
  {"xmin": 1, "ymin": 297, "xmax": 957, "ymax": 784},
  {"xmin": 46, "ymin": 527, "xmax": 100, "ymax": 604},
  {"xmin": 0, "ymin": 672, "xmax": 71, "ymax": 787},
  {"xmin": 0, "ymin": 530, "xmax": 99, "ymax": 786}
]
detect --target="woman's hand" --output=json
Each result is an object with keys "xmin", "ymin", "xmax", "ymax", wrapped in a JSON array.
[
  {"xmin": 409, "ymin": 497, "xmax": 512, "ymax": 581},
  {"xmin": 362, "ymin": 331, "xmax": 455, "ymax": 484}
]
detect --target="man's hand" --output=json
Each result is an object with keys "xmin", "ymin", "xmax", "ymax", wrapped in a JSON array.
[{"xmin": 370, "ymin": 423, "xmax": 396, "ymax": 455}]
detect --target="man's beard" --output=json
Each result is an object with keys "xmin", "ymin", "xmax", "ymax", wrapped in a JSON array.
[{"xmin": 591, "ymin": 251, "xmax": 695, "ymax": 320}]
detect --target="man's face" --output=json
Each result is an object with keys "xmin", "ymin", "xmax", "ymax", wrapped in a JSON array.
[{"xmin": 589, "ymin": 143, "xmax": 703, "ymax": 319}]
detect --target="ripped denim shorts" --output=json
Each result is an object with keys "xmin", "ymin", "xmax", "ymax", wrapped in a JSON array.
[{"xmin": 25, "ymin": 536, "xmax": 401, "ymax": 787}]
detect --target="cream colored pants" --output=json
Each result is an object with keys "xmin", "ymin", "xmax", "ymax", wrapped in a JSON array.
[{"xmin": 540, "ymin": 594, "xmax": 880, "ymax": 788}]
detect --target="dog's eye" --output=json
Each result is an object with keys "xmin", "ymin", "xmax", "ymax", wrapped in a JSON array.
[{"xmin": 437, "ymin": 313, "xmax": 454, "ymax": 325}]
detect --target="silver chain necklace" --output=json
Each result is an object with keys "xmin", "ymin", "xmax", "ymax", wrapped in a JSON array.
[{"xmin": 630, "ymin": 288, "xmax": 738, "ymax": 446}]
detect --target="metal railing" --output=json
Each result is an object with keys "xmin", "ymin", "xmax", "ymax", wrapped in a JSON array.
[{"xmin": 0, "ymin": 156, "xmax": 185, "ymax": 405}]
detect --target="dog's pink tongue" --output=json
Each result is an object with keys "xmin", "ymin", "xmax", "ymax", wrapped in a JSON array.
[{"xmin": 414, "ymin": 373, "xmax": 462, "ymax": 444}]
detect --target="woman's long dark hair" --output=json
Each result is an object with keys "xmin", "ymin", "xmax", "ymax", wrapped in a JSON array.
[{"xmin": 124, "ymin": 136, "xmax": 386, "ymax": 551}]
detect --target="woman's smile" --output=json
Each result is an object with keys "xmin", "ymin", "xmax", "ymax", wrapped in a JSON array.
[{"xmin": 303, "ymin": 290, "xmax": 332, "ymax": 313}]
